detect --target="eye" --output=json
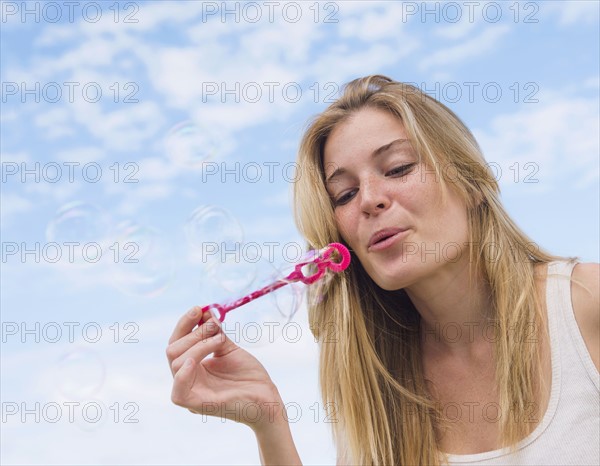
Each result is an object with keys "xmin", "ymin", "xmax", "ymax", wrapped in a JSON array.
[
  {"xmin": 333, "ymin": 189, "xmax": 358, "ymax": 207},
  {"xmin": 386, "ymin": 162, "xmax": 417, "ymax": 177}
]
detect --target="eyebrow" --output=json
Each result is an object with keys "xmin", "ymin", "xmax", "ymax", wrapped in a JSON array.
[{"xmin": 325, "ymin": 138, "xmax": 410, "ymax": 184}]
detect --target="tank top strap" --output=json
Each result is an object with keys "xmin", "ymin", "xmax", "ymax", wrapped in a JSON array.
[{"xmin": 546, "ymin": 259, "xmax": 599, "ymax": 390}]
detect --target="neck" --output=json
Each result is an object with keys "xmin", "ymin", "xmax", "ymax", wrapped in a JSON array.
[{"xmin": 405, "ymin": 259, "xmax": 494, "ymax": 357}]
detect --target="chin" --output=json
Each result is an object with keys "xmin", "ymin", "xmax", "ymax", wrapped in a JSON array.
[
  {"xmin": 371, "ymin": 273, "xmax": 407, "ymax": 291},
  {"xmin": 378, "ymin": 282, "xmax": 404, "ymax": 292},
  {"xmin": 359, "ymin": 257, "xmax": 414, "ymax": 291}
]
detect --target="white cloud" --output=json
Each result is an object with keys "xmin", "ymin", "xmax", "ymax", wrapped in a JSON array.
[
  {"xmin": 34, "ymin": 23, "xmax": 78, "ymax": 47},
  {"xmin": 419, "ymin": 24, "xmax": 511, "ymax": 70},
  {"xmin": 339, "ymin": 3, "xmax": 408, "ymax": 42},
  {"xmin": 583, "ymin": 76, "xmax": 599, "ymax": 90},
  {"xmin": 337, "ymin": 1, "xmax": 389, "ymax": 16},
  {"xmin": 434, "ymin": 15, "xmax": 478, "ymax": 40},
  {"xmin": 133, "ymin": 156, "xmax": 180, "ymax": 183},
  {"xmin": 68, "ymin": 99, "xmax": 166, "ymax": 152},
  {"xmin": 143, "ymin": 18, "xmax": 320, "ymax": 115},
  {"xmin": 545, "ymin": 0, "xmax": 600, "ymax": 26},
  {"xmin": 311, "ymin": 42, "xmax": 411, "ymax": 86},
  {"xmin": 33, "ymin": 107, "xmax": 76, "ymax": 140},
  {"xmin": 240, "ymin": 11, "xmax": 325, "ymax": 65},
  {"xmin": 53, "ymin": 37, "xmax": 117, "ymax": 69},
  {"xmin": 0, "ymin": 193, "xmax": 34, "ymax": 227},
  {"xmin": 0, "ymin": 151, "xmax": 31, "ymax": 164},
  {"xmin": 31, "ymin": 0, "xmax": 204, "ymax": 48},
  {"xmin": 20, "ymin": 179, "xmax": 83, "ymax": 203},
  {"xmin": 475, "ymin": 94, "xmax": 599, "ymax": 193},
  {"xmin": 55, "ymin": 147, "xmax": 106, "ymax": 164},
  {"xmin": 141, "ymin": 46, "xmax": 216, "ymax": 110},
  {"xmin": 109, "ymin": 183, "xmax": 174, "ymax": 217},
  {"xmin": 262, "ymin": 187, "xmax": 294, "ymax": 209},
  {"xmin": 122, "ymin": 1, "xmax": 206, "ymax": 32},
  {"xmin": 242, "ymin": 213, "xmax": 300, "ymax": 242},
  {"xmin": 0, "ymin": 108, "xmax": 19, "ymax": 123}
]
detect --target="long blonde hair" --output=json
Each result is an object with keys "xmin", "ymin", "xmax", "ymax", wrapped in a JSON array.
[{"xmin": 293, "ymin": 75, "xmax": 567, "ymax": 465}]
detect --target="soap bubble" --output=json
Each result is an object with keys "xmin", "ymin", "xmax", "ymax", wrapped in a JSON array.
[
  {"xmin": 267, "ymin": 260, "xmax": 304, "ymax": 319},
  {"xmin": 208, "ymin": 253, "xmax": 258, "ymax": 294},
  {"xmin": 55, "ymin": 348, "xmax": 105, "ymax": 400},
  {"xmin": 280, "ymin": 247, "xmax": 336, "ymax": 308},
  {"xmin": 112, "ymin": 221, "xmax": 175, "ymax": 297},
  {"xmin": 165, "ymin": 121, "xmax": 223, "ymax": 169},
  {"xmin": 46, "ymin": 202, "xmax": 110, "ymax": 244},
  {"xmin": 45, "ymin": 201, "xmax": 111, "ymax": 267},
  {"xmin": 185, "ymin": 205, "xmax": 244, "ymax": 267},
  {"xmin": 210, "ymin": 257, "xmax": 304, "ymax": 348}
]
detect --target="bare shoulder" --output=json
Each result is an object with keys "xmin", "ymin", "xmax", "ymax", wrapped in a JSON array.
[{"xmin": 571, "ymin": 262, "xmax": 600, "ymax": 371}]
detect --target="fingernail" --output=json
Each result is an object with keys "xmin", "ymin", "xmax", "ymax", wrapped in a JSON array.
[
  {"xmin": 205, "ymin": 321, "xmax": 218, "ymax": 334},
  {"xmin": 188, "ymin": 307, "xmax": 200, "ymax": 318}
]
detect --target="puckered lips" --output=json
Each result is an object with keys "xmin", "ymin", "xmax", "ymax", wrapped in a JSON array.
[{"xmin": 367, "ymin": 227, "xmax": 409, "ymax": 252}]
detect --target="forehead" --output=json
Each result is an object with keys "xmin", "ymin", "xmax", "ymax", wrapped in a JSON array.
[{"xmin": 323, "ymin": 107, "xmax": 408, "ymax": 167}]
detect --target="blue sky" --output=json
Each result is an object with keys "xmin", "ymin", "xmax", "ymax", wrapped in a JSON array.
[{"xmin": 1, "ymin": 1, "xmax": 599, "ymax": 464}]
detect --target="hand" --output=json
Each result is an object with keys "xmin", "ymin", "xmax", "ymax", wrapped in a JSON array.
[{"xmin": 166, "ymin": 306, "xmax": 285, "ymax": 430}]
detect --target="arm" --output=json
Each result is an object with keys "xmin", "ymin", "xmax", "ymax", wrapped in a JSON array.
[
  {"xmin": 571, "ymin": 262, "xmax": 600, "ymax": 371},
  {"xmin": 254, "ymin": 402, "xmax": 302, "ymax": 465}
]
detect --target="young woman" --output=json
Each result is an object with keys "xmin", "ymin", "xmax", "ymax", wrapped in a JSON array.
[{"xmin": 166, "ymin": 75, "xmax": 599, "ymax": 465}]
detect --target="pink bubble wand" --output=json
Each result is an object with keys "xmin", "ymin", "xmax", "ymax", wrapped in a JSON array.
[{"xmin": 199, "ymin": 243, "xmax": 351, "ymax": 324}]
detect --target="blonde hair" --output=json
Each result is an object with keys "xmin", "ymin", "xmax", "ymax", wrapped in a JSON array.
[{"xmin": 293, "ymin": 75, "xmax": 569, "ymax": 465}]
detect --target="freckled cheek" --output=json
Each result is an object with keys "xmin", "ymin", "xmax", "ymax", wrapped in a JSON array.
[
  {"xmin": 394, "ymin": 185, "xmax": 427, "ymax": 217},
  {"xmin": 334, "ymin": 210, "xmax": 359, "ymax": 247},
  {"xmin": 401, "ymin": 176, "xmax": 441, "ymax": 214}
]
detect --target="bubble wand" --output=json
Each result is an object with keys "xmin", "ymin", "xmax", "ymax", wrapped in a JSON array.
[{"xmin": 200, "ymin": 243, "xmax": 351, "ymax": 323}]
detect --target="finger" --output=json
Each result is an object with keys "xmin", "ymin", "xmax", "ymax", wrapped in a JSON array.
[
  {"xmin": 171, "ymin": 357, "xmax": 197, "ymax": 408},
  {"xmin": 195, "ymin": 318, "xmax": 238, "ymax": 358},
  {"xmin": 171, "ymin": 331, "xmax": 229, "ymax": 374},
  {"xmin": 166, "ymin": 317, "xmax": 221, "ymax": 365},
  {"xmin": 212, "ymin": 327, "xmax": 239, "ymax": 358},
  {"xmin": 168, "ymin": 306, "xmax": 208, "ymax": 345}
]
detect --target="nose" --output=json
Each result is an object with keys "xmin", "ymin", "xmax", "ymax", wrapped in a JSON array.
[{"xmin": 360, "ymin": 177, "xmax": 390, "ymax": 216}]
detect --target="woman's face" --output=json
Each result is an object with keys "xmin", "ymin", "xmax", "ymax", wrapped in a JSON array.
[{"xmin": 323, "ymin": 107, "xmax": 471, "ymax": 290}]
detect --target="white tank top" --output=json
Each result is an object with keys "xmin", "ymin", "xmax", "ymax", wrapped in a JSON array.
[{"xmin": 445, "ymin": 260, "xmax": 600, "ymax": 465}]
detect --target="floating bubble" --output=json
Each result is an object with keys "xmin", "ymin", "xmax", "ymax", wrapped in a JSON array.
[
  {"xmin": 46, "ymin": 201, "xmax": 110, "ymax": 243},
  {"xmin": 55, "ymin": 348, "xmax": 106, "ymax": 400},
  {"xmin": 268, "ymin": 281, "xmax": 304, "ymax": 323},
  {"xmin": 165, "ymin": 121, "xmax": 223, "ymax": 169},
  {"xmin": 208, "ymin": 257, "xmax": 303, "ymax": 349},
  {"xmin": 185, "ymin": 205, "xmax": 244, "ymax": 264},
  {"xmin": 263, "ymin": 260, "xmax": 304, "ymax": 319},
  {"xmin": 112, "ymin": 221, "xmax": 175, "ymax": 297},
  {"xmin": 45, "ymin": 202, "xmax": 111, "ymax": 266},
  {"xmin": 271, "ymin": 246, "xmax": 343, "ymax": 311},
  {"xmin": 209, "ymin": 253, "xmax": 258, "ymax": 294}
]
